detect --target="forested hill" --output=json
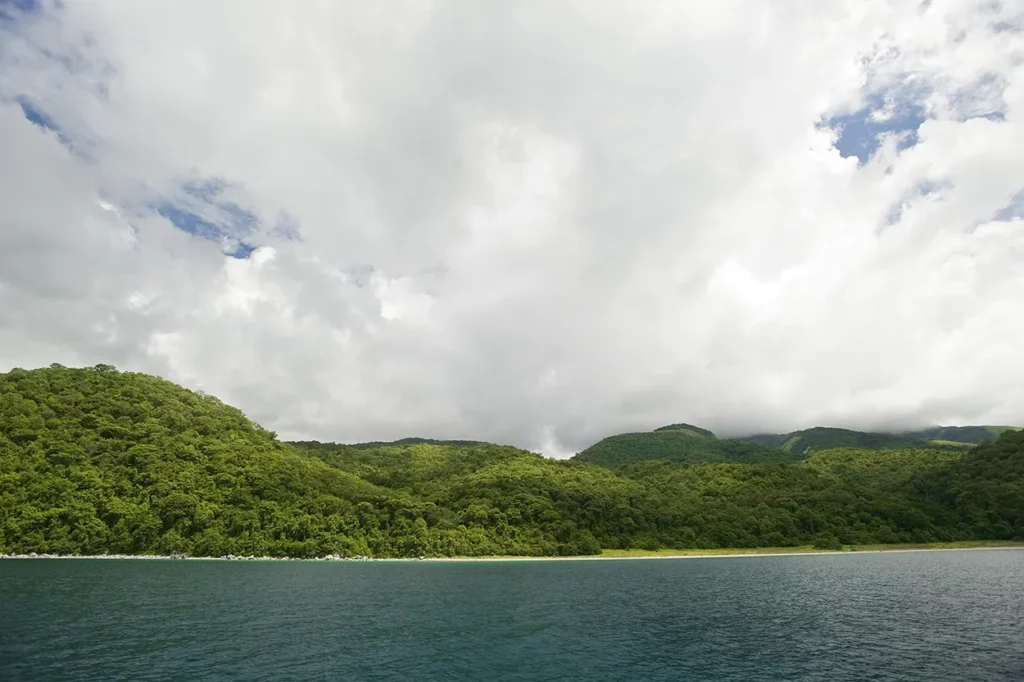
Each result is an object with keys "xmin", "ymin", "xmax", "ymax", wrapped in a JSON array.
[
  {"xmin": 0, "ymin": 364, "xmax": 389, "ymax": 557},
  {"xmin": 737, "ymin": 425, "xmax": 1016, "ymax": 456},
  {"xmin": 572, "ymin": 423, "xmax": 1012, "ymax": 469},
  {"xmin": 1, "ymin": 365, "xmax": 1022, "ymax": 558},
  {"xmin": 294, "ymin": 437, "xmax": 490, "ymax": 451},
  {"xmin": 903, "ymin": 425, "xmax": 1019, "ymax": 445},
  {"xmin": 573, "ymin": 428, "xmax": 800, "ymax": 468},
  {"xmin": 738, "ymin": 427, "xmax": 945, "ymax": 456}
]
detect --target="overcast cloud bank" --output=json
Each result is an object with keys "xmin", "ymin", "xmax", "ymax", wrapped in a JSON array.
[{"xmin": 1, "ymin": 1, "xmax": 1023, "ymax": 455}]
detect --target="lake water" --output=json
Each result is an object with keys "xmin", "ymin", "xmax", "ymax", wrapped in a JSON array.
[{"xmin": 2, "ymin": 550, "xmax": 1022, "ymax": 681}]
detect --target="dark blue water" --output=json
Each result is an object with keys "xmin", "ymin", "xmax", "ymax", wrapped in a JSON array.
[{"xmin": 2, "ymin": 550, "xmax": 1023, "ymax": 681}]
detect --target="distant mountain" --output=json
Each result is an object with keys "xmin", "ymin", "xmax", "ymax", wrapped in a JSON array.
[
  {"xmin": 738, "ymin": 425, "xmax": 1019, "ymax": 456},
  {"xmin": 573, "ymin": 425, "xmax": 801, "ymax": 468},
  {"xmin": 651, "ymin": 423, "xmax": 717, "ymax": 438},
  {"xmin": 577, "ymin": 422, "xmax": 1022, "ymax": 467},
  {"xmin": 901, "ymin": 425, "xmax": 1020, "ymax": 445},
  {"xmin": 739, "ymin": 427, "xmax": 931, "ymax": 455},
  {"xmin": 294, "ymin": 437, "xmax": 489, "ymax": 451}
]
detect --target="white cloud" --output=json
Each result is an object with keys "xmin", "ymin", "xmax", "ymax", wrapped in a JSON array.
[{"xmin": 1, "ymin": 0, "xmax": 1024, "ymax": 455}]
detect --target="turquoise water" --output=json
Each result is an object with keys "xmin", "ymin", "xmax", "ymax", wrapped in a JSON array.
[{"xmin": 2, "ymin": 550, "xmax": 1023, "ymax": 681}]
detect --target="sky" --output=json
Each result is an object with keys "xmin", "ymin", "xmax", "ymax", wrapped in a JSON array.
[{"xmin": 1, "ymin": 0, "xmax": 1023, "ymax": 456}]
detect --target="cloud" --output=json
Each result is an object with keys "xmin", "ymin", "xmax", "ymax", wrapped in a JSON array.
[{"xmin": 1, "ymin": 0, "xmax": 1023, "ymax": 455}]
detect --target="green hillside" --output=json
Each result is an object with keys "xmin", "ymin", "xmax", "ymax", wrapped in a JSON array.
[
  {"xmin": 903, "ymin": 425, "xmax": 1019, "ymax": 445},
  {"xmin": 300, "ymin": 437, "xmax": 489, "ymax": 451},
  {"xmin": 652, "ymin": 423, "xmax": 716, "ymax": 438},
  {"xmin": 739, "ymin": 426, "xmax": 1000, "ymax": 456},
  {"xmin": 916, "ymin": 429, "xmax": 1024, "ymax": 538},
  {"xmin": 573, "ymin": 429, "xmax": 801, "ymax": 468},
  {"xmin": 2, "ymin": 365, "xmax": 1022, "ymax": 557},
  {"xmin": 741, "ymin": 427, "xmax": 924, "ymax": 454},
  {"xmin": 0, "ymin": 364, "xmax": 391, "ymax": 558},
  {"xmin": 577, "ymin": 423, "xmax": 1000, "ymax": 469}
]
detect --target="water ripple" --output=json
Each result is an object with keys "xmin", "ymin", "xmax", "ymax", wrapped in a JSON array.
[{"xmin": 2, "ymin": 550, "xmax": 1023, "ymax": 681}]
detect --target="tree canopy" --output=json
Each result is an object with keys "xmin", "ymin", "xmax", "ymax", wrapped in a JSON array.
[
  {"xmin": 574, "ymin": 430, "xmax": 802, "ymax": 468},
  {"xmin": 1, "ymin": 365, "xmax": 1021, "ymax": 557},
  {"xmin": 737, "ymin": 425, "xmax": 994, "ymax": 455}
]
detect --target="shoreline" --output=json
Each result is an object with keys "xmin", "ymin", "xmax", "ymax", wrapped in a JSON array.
[{"xmin": 3, "ymin": 541, "xmax": 1021, "ymax": 563}]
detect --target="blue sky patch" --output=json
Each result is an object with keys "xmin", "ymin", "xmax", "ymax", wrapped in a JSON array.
[
  {"xmin": 154, "ymin": 177, "xmax": 266, "ymax": 259},
  {"xmin": 226, "ymin": 242, "xmax": 258, "ymax": 260},
  {"xmin": 0, "ymin": 0, "xmax": 42, "ymax": 22},
  {"xmin": 154, "ymin": 202, "xmax": 225, "ymax": 242},
  {"xmin": 181, "ymin": 178, "xmax": 260, "ymax": 235},
  {"xmin": 220, "ymin": 203, "xmax": 258, "ymax": 234},
  {"xmin": 992, "ymin": 190, "xmax": 1024, "ymax": 222},
  {"xmin": 824, "ymin": 93, "xmax": 928, "ymax": 164},
  {"xmin": 17, "ymin": 97, "xmax": 59, "ymax": 131},
  {"xmin": 883, "ymin": 179, "xmax": 952, "ymax": 227},
  {"xmin": 15, "ymin": 96, "xmax": 81, "ymax": 153}
]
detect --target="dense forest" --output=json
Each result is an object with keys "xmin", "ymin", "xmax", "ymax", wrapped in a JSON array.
[
  {"xmin": 574, "ymin": 429, "xmax": 803, "ymax": 468},
  {"xmin": 1, "ymin": 365, "xmax": 1021, "ymax": 558},
  {"xmin": 739, "ymin": 427, "xmax": 938, "ymax": 454},
  {"xmin": 738, "ymin": 425, "xmax": 1017, "ymax": 454},
  {"xmin": 576, "ymin": 423, "xmax": 1001, "ymax": 468}
]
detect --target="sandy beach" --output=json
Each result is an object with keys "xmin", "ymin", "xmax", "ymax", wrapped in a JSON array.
[{"xmin": 3, "ymin": 542, "xmax": 1021, "ymax": 563}]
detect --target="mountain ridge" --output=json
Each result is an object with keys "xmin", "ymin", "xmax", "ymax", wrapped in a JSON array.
[{"xmin": 573, "ymin": 422, "xmax": 1017, "ymax": 468}]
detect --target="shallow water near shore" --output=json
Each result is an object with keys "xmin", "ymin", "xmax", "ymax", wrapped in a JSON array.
[{"xmin": 2, "ymin": 549, "xmax": 1023, "ymax": 681}]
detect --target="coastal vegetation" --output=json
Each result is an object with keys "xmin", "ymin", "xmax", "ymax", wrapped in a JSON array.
[{"xmin": 1, "ymin": 365, "xmax": 1021, "ymax": 559}]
